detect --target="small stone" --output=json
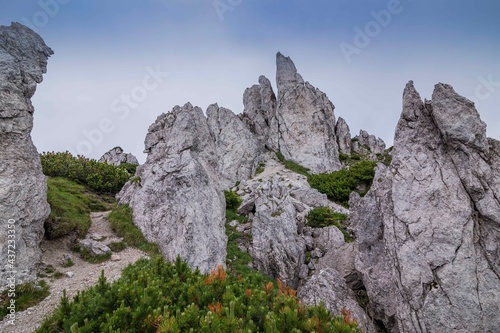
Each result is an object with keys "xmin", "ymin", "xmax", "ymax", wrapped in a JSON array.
[
  {"xmin": 66, "ymin": 272, "xmax": 74, "ymax": 278},
  {"xmin": 229, "ymin": 220, "xmax": 239, "ymax": 228},
  {"xmin": 111, "ymin": 254, "xmax": 121, "ymax": 261}
]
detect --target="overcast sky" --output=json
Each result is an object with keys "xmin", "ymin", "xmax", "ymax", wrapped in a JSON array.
[{"xmin": 1, "ymin": 0, "xmax": 499, "ymax": 163}]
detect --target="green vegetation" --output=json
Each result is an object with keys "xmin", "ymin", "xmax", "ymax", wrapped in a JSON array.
[
  {"xmin": 62, "ymin": 258, "xmax": 74, "ymax": 267},
  {"xmin": 276, "ymin": 152, "xmax": 310, "ymax": 176},
  {"xmin": 72, "ymin": 245, "xmax": 112, "ymax": 264},
  {"xmin": 37, "ymin": 257, "xmax": 360, "ymax": 333},
  {"xmin": 306, "ymin": 207, "xmax": 352, "ymax": 243},
  {"xmin": 224, "ymin": 190, "xmax": 242, "ymax": 210},
  {"xmin": 339, "ymin": 153, "xmax": 350, "ymax": 162},
  {"xmin": 307, "ymin": 161, "xmax": 376, "ymax": 207},
  {"xmin": 40, "ymin": 151, "xmax": 134, "ymax": 194},
  {"xmin": 255, "ymin": 163, "xmax": 266, "ymax": 175},
  {"xmin": 107, "ymin": 205, "xmax": 160, "ymax": 255},
  {"xmin": 45, "ymin": 177, "xmax": 113, "ymax": 239},
  {"xmin": 108, "ymin": 241, "xmax": 127, "ymax": 252},
  {"xmin": 0, "ymin": 281, "xmax": 50, "ymax": 319}
]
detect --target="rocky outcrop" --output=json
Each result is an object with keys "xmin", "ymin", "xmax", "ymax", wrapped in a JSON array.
[
  {"xmin": 232, "ymin": 158, "xmax": 348, "ymax": 288},
  {"xmin": 0, "ymin": 23, "xmax": 52, "ymax": 283},
  {"xmin": 207, "ymin": 104, "xmax": 263, "ymax": 189},
  {"xmin": 99, "ymin": 146, "xmax": 139, "ymax": 166},
  {"xmin": 335, "ymin": 117, "xmax": 352, "ymax": 156},
  {"xmin": 240, "ymin": 76, "xmax": 277, "ymax": 147},
  {"xmin": 267, "ymin": 53, "xmax": 341, "ymax": 173},
  {"xmin": 352, "ymin": 129, "xmax": 386, "ymax": 159},
  {"xmin": 118, "ymin": 103, "xmax": 226, "ymax": 273},
  {"xmin": 298, "ymin": 268, "xmax": 377, "ymax": 333},
  {"xmin": 351, "ymin": 81, "xmax": 500, "ymax": 332}
]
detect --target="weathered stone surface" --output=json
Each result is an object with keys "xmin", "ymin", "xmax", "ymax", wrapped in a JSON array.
[
  {"xmin": 0, "ymin": 23, "xmax": 52, "ymax": 283},
  {"xmin": 234, "ymin": 159, "xmax": 348, "ymax": 288},
  {"xmin": 240, "ymin": 75, "xmax": 277, "ymax": 147},
  {"xmin": 207, "ymin": 103, "xmax": 263, "ymax": 189},
  {"xmin": 99, "ymin": 146, "xmax": 139, "ymax": 166},
  {"xmin": 335, "ymin": 117, "xmax": 352, "ymax": 156},
  {"xmin": 298, "ymin": 268, "xmax": 377, "ymax": 333},
  {"xmin": 352, "ymin": 81, "xmax": 500, "ymax": 332},
  {"xmin": 352, "ymin": 129, "xmax": 386, "ymax": 159},
  {"xmin": 268, "ymin": 53, "xmax": 341, "ymax": 173},
  {"xmin": 118, "ymin": 103, "xmax": 227, "ymax": 273},
  {"xmin": 78, "ymin": 239, "xmax": 111, "ymax": 256}
]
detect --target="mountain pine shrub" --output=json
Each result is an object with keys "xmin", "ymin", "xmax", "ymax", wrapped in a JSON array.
[{"xmin": 37, "ymin": 257, "xmax": 361, "ymax": 332}]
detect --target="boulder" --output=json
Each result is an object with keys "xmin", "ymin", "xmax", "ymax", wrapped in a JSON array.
[
  {"xmin": 99, "ymin": 146, "xmax": 139, "ymax": 166},
  {"xmin": 118, "ymin": 103, "xmax": 227, "ymax": 273},
  {"xmin": 0, "ymin": 23, "xmax": 52, "ymax": 283}
]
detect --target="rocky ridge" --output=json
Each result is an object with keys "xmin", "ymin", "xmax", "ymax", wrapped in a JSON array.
[{"xmin": 0, "ymin": 23, "xmax": 52, "ymax": 284}]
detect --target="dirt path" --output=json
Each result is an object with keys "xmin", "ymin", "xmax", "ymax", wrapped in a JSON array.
[{"xmin": 0, "ymin": 211, "xmax": 148, "ymax": 333}]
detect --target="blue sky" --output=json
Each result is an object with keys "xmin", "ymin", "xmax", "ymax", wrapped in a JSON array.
[{"xmin": 1, "ymin": 0, "xmax": 499, "ymax": 162}]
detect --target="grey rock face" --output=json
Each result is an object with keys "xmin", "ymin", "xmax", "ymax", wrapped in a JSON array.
[
  {"xmin": 99, "ymin": 146, "xmax": 139, "ymax": 166},
  {"xmin": 335, "ymin": 117, "xmax": 352, "ymax": 156},
  {"xmin": 268, "ymin": 53, "xmax": 341, "ymax": 173},
  {"xmin": 118, "ymin": 103, "xmax": 227, "ymax": 273},
  {"xmin": 0, "ymin": 23, "xmax": 52, "ymax": 283},
  {"xmin": 351, "ymin": 129, "xmax": 386, "ymax": 159},
  {"xmin": 207, "ymin": 104, "xmax": 263, "ymax": 189},
  {"xmin": 352, "ymin": 81, "xmax": 500, "ymax": 332},
  {"xmin": 240, "ymin": 76, "xmax": 277, "ymax": 147},
  {"xmin": 298, "ymin": 268, "xmax": 377, "ymax": 333},
  {"xmin": 233, "ymin": 159, "xmax": 348, "ymax": 288}
]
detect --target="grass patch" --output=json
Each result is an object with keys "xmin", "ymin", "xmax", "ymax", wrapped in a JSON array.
[
  {"xmin": 72, "ymin": 245, "xmax": 112, "ymax": 264},
  {"xmin": 225, "ymin": 222, "xmax": 254, "ymax": 277},
  {"xmin": 107, "ymin": 205, "xmax": 160, "ymax": 255},
  {"xmin": 62, "ymin": 258, "xmax": 74, "ymax": 267},
  {"xmin": 224, "ymin": 190, "xmax": 242, "ymax": 210},
  {"xmin": 53, "ymin": 271, "xmax": 65, "ymax": 279},
  {"xmin": 306, "ymin": 207, "xmax": 353, "ymax": 243},
  {"xmin": 276, "ymin": 151, "xmax": 310, "ymax": 176},
  {"xmin": 45, "ymin": 177, "xmax": 114, "ymax": 239},
  {"xmin": 255, "ymin": 163, "xmax": 266, "ymax": 175},
  {"xmin": 108, "ymin": 241, "xmax": 127, "ymax": 252},
  {"xmin": 0, "ymin": 280, "xmax": 50, "ymax": 319}
]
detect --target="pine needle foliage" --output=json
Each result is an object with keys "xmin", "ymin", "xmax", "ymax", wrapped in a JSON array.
[{"xmin": 36, "ymin": 257, "xmax": 361, "ymax": 333}]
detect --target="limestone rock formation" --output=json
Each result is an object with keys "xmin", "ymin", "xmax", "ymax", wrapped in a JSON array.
[
  {"xmin": 99, "ymin": 146, "xmax": 139, "ymax": 166},
  {"xmin": 0, "ymin": 23, "xmax": 52, "ymax": 283},
  {"xmin": 240, "ymin": 76, "xmax": 277, "ymax": 147},
  {"xmin": 118, "ymin": 103, "xmax": 226, "ymax": 273},
  {"xmin": 268, "ymin": 53, "xmax": 341, "ymax": 173},
  {"xmin": 335, "ymin": 117, "xmax": 352, "ymax": 156},
  {"xmin": 298, "ymin": 268, "xmax": 377, "ymax": 333},
  {"xmin": 207, "ymin": 104, "xmax": 263, "ymax": 189},
  {"xmin": 232, "ymin": 158, "xmax": 348, "ymax": 288},
  {"xmin": 351, "ymin": 81, "xmax": 500, "ymax": 332},
  {"xmin": 351, "ymin": 129, "xmax": 386, "ymax": 159}
]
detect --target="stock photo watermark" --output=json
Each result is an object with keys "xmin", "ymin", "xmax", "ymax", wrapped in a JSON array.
[
  {"xmin": 4, "ymin": 218, "xmax": 17, "ymax": 325},
  {"xmin": 69, "ymin": 65, "xmax": 169, "ymax": 156},
  {"xmin": 213, "ymin": 0, "xmax": 243, "ymax": 21},
  {"xmin": 21, "ymin": 0, "xmax": 70, "ymax": 32},
  {"xmin": 473, "ymin": 74, "xmax": 500, "ymax": 102},
  {"xmin": 340, "ymin": 0, "xmax": 411, "ymax": 64}
]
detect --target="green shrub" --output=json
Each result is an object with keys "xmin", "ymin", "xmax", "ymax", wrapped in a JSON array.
[
  {"xmin": 107, "ymin": 205, "xmax": 159, "ymax": 255},
  {"xmin": 224, "ymin": 190, "xmax": 242, "ymax": 211},
  {"xmin": 255, "ymin": 163, "xmax": 266, "ymax": 175},
  {"xmin": 276, "ymin": 151, "xmax": 310, "ymax": 176},
  {"xmin": 40, "ymin": 151, "xmax": 133, "ymax": 194},
  {"xmin": 307, "ymin": 161, "xmax": 376, "ymax": 207},
  {"xmin": 0, "ymin": 281, "xmax": 50, "ymax": 320},
  {"xmin": 37, "ymin": 257, "xmax": 360, "ymax": 333},
  {"xmin": 306, "ymin": 207, "xmax": 352, "ymax": 242},
  {"xmin": 108, "ymin": 241, "xmax": 127, "ymax": 252},
  {"xmin": 339, "ymin": 153, "xmax": 350, "ymax": 162}
]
